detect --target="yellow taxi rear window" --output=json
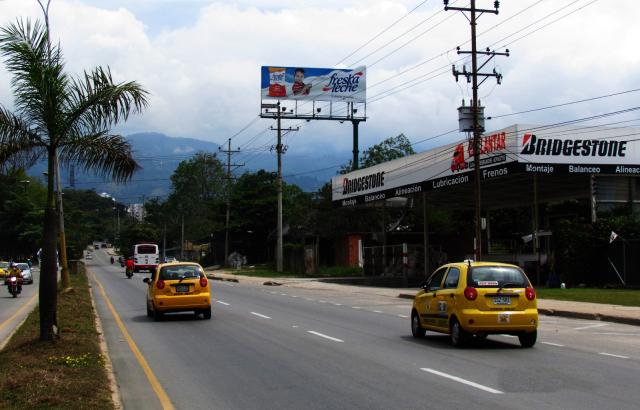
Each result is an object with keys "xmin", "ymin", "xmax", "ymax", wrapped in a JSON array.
[{"xmin": 468, "ymin": 266, "xmax": 527, "ymax": 288}]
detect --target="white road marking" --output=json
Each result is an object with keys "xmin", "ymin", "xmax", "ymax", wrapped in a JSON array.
[
  {"xmin": 398, "ymin": 314, "xmax": 409, "ymax": 318},
  {"xmin": 352, "ymin": 306, "xmax": 361, "ymax": 309},
  {"xmin": 290, "ymin": 295, "xmax": 298, "ymax": 298},
  {"xmin": 307, "ymin": 331, "xmax": 344, "ymax": 343},
  {"xmin": 573, "ymin": 323, "xmax": 608, "ymax": 331},
  {"xmin": 292, "ymin": 325, "xmax": 299, "ymax": 328},
  {"xmin": 333, "ymin": 303, "xmax": 343, "ymax": 306},
  {"xmin": 269, "ymin": 291, "xmax": 277, "ymax": 294},
  {"xmin": 542, "ymin": 342, "xmax": 564, "ymax": 347},
  {"xmin": 499, "ymin": 334, "xmax": 517, "ymax": 338},
  {"xmin": 216, "ymin": 301, "xmax": 230, "ymax": 306},
  {"xmin": 596, "ymin": 332, "xmax": 640, "ymax": 336},
  {"xmin": 305, "ymin": 298, "xmax": 314, "ymax": 301},
  {"xmin": 250, "ymin": 312, "xmax": 271, "ymax": 319},
  {"xmin": 280, "ymin": 293, "xmax": 287, "ymax": 296},
  {"xmin": 599, "ymin": 352, "xmax": 629, "ymax": 359},
  {"xmin": 421, "ymin": 368, "xmax": 503, "ymax": 394},
  {"xmin": 319, "ymin": 300, "xmax": 327, "ymax": 303},
  {"xmin": 373, "ymin": 310, "xmax": 383, "ymax": 313}
]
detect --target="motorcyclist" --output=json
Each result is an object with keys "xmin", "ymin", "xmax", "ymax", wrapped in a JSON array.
[
  {"xmin": 5, "ymin": 262, "xmax": 23, "ymax": 292},
  {"xmin": 110, "ymin": 256, "xmax": 115, "ymax": 264},
  {"xmin": 125, "ymin": 257, "xmax": 134, "ymax": 276}
]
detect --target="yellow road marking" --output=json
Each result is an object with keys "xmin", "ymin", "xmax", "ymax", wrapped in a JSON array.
[
  {"xmin": 0, "ymin": 292, "xmax": 38, "ymax": 334},
  {"xmin": 90, "ymin": 271, "xmax": 175, "ymax": 410}
]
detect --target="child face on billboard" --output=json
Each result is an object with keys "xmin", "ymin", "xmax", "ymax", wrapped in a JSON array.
[{"xmin": 294, "ymin": 70, "xmax": 305, "ymax": 84}]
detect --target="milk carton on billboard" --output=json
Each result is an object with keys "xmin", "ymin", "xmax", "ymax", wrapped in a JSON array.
[{"xmin": 261, "ymin": 66, "xmax": 366, "ymax": 102}]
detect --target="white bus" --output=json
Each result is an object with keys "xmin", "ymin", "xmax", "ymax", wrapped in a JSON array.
[{"xmin": 134, "ymin": 243, "xmax": 159, "ymax": 272}]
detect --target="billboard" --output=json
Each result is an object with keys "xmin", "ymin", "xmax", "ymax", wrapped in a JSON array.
[{"xmin": 261, "ymin": 66, "xmax": 366, "ymax": 103}]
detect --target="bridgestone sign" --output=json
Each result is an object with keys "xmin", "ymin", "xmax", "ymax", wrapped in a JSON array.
[{"xmin": 332, "ymin": 124, "xmax": 640, "ymax": 207}]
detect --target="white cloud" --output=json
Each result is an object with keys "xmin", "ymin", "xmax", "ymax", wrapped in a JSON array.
[{"xmin": 0, "ymin": 0, "xmax": 639, "ymax": 162}]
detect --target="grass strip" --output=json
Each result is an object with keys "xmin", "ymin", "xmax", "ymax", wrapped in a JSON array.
[
  {"xmin": 0, "ymin": 271, "xmax": 113, "ymax": 409},
  {"xmin": 537, "ymin": 288, "xmax": 640, "ymax": 307}
]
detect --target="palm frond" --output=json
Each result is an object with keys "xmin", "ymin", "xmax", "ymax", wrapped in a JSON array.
[
  {"xmin": 64, "ymin": 67, "xmax": 148, "ymax": 138},
  {"xmin": 0, "ymin": 105, "xmax": 45, "ymax": 171},
  {"xmin": 58, "ymin": 131, "xmax": 140, "ymax": 183},
  {"xmin": 0, "ymin": 18, "xmax": 68, "ymax": 139}
]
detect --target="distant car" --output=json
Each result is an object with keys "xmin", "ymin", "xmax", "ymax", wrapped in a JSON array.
[
  {"xmin": 164, "ymin": 256, "xmax": 178, "ymax": 263},
  {"xmin": 86, "ymin": 253, "xmax": 93, "ymax": 260},
  {"xmin": 0, "ymin": 261, "xmax": 9, "ymax": 281},
  {"xmin": 411, "ymin": 261, "xmax": 538, "ymax": 347},
  {"xmin": 16, "ymin": 263, "xmax": 33, "ymax": 284},
  {"xmin": 143, "ymin": 262, "xmax": 211, "ymax": 321},
  {"xmin": 94, "ymin": 244, "xmax": 100, "ymax": 250}
]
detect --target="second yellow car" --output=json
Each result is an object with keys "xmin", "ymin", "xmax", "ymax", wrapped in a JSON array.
[
  {"xmin": 411, "ymin": 261, "xmax": 538, "ymax": 347},
  {"xmin": 144, "ymin": 262, "xmax": 211, "ymax": 321}
]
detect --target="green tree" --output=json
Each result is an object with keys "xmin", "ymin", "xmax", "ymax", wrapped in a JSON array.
[
  {"xmin": 341, "ymin": 133, "xmax": 416, "ymax": 172},
  {"xmin": 0, "ymin": 17, "xmax": 147, "ymax": 340}
]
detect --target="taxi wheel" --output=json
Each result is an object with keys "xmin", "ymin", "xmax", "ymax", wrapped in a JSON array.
[
  {"xmin": 146, "ymin": 303, "xmax": 152, "ymax": 318},
  {"xmin": 450, "ymin": 319, "xmax": 468, "ymax": 347},
  {"xmin": 518, "ymin": 330, "xmax": 537, "ymax": 348},
  {"xmin": 411, "ymin": 311, "xmax": 426, "ymax": 338},
  {"xmin": 202, "ymin": 307, "xmax": 212, "ymax": 320},
  {"xmin": 153, "ymin": 307, "xmax": 164, "ymax": 322}
]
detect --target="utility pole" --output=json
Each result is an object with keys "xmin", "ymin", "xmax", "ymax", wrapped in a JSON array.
[
  {"xmin": 445, "ymin": 0, "xmax": 508, "ymax": 261},
  {"xmin": 180, "ymin": 214, "xmax": 185, "ymax": 261},
  {"xmin": 271, "ymin": 102, "xmax": 298, "ymax": 273},
  {"xmin": 55, "ymin": 152, "xmax": 70, "ymax": 288},
  {"xmin": 219, "ymin": 138, "xmax": 244, "ymax": 266}
]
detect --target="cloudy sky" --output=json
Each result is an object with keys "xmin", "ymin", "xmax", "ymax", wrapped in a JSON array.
[{"xmin": 0, "ymin": 0, "xmax": 638, "ymax": 168}]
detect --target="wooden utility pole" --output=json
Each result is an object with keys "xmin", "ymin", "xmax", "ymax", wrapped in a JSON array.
[
  {"xmin": 270, "ymin": 102, "xmax": 298, "ymax": 273},
  {"xmin": 219, "ymin": 138, "xmax": 243, "ymax": 266},
  {"xmin": 445, "ymin": 0, "xmax": 507, "ymax": 261}
]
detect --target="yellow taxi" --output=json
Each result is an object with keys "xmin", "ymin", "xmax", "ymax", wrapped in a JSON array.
[
  {"xmin": 411, "ymin": 261, "xmax": 538, "ymax": 347},
  {"xmin": 143, "ymin": 262, "xmax": 211, "ymax": 321}
]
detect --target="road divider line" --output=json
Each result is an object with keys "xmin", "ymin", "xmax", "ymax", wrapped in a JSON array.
[
  {"xmin": 333, "ymin": 303, "xmax": 343, "ymax": 306},
  {"xmin": 250, "ymin": 312, "xmax": 271, "ymax": 319},
  {"xmin": 373, "ymin": 310, "xmax": 383, "ymax": 313},
  {"xmin": 397, "ymin": 314, "xmax": 409, "ymax": 318},
  {"xmin": 574, "ymin": 323, "xmax": 608, "ymax": 331},
  {"xmin": 351, "ymin": 306, "xmax": 361, "ymax": 309},
  {"xmin": 216, "ymin": 301, "xmax": 230, "ymax": 306},
  {"xmin": 542, "ymin": 342, "xmax": 565, "ymax": 347},
  {"xmin": 91, "ymin": 272, "xmax": 175, "ymax": 410},
  {"xmin": 307, "ymin": 331, "xmax": 344, "ymax": 343},
  {"xmin": 599, "ymin": 352, "xmax": 629, "ymax": 359},
  {"xmin": 420, "ymin": 368, "xmax": 503, "ymax": 394}
]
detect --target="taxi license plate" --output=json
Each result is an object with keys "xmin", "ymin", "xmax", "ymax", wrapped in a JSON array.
[
  {"xmin": 175, "ymin": 285, "xmax": 189, "ymax": 293},
  {"xmin": 493, "ymin": 296, "xmax": 511, "ymax": 305}
]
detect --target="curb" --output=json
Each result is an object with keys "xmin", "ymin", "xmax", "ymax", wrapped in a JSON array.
[
  {"xmin": 397, "ymin": 293, "xmax": 639, "ymax": 326},
  {"xmin": 537, "ymin": 308, "xmax": 640, "ymax": 327},
  {"xmin": 206, "ymin": 274, "xmax": 239, "ymax": 283},
  {"xmin": 87, "ymin": 269, "xmax": 124, "ymax": 410}
]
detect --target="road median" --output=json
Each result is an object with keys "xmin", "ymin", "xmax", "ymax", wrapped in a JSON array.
[{"xmin": 0, "ymin": 270, "xmax": 115, "ymax": 409}]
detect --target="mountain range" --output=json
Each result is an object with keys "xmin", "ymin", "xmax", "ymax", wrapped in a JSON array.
[{"xmin": 27, "ymin": 132, "xmax": 344, "ymax": 204}]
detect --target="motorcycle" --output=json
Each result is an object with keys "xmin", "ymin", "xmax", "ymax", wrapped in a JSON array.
[
  {"xmin": 6, "ymin": 275, "xmax": 23, "ymax": 298},
  {"xmin": 110, "ymin": 256, "xmax": 114, "ymax": 264}
]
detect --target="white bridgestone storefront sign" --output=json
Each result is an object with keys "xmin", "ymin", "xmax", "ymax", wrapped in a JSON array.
[{"xmin": 332, "ymin": 124, "xmax": 640, "ymax": 207}]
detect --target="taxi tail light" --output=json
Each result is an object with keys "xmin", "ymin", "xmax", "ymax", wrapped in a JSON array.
[
  {"xmin": 525, "ymin": 286, "xmax": 536, "ymax": 301},
  {"xmin": 199, "ymin": 277, "xmax": 208, "ymax": 287},
  {"xmin": 156, "ymin": 280, "xmax": 165, "ymax": 290},
  {"xmin": 464, "ymin": 286, "xmax": 478, "ymax": 301}
]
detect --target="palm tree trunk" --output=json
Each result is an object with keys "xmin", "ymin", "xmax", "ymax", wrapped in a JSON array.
[{"xmin": 39, "ymin": 148, "xmax": 59, "ymax": 341}]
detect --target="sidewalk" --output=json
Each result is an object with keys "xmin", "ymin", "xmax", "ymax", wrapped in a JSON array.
[{"xmin": 207, "ymin": 270, "xmax": 640, "ymax": 327}]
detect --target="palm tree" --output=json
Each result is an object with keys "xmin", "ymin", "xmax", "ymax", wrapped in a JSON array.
[{"xmin": 0, "ymin": 18, "xmax": 148, "ymax": 340}]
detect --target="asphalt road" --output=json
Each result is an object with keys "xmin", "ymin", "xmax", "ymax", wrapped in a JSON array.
[
  {"xmin": 87, "ymin": 250, "xmax": 640, "ymax": 410},
  {"xmin": 0, "ymin": 267, "xmax": 39, "ymax": 348}
]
